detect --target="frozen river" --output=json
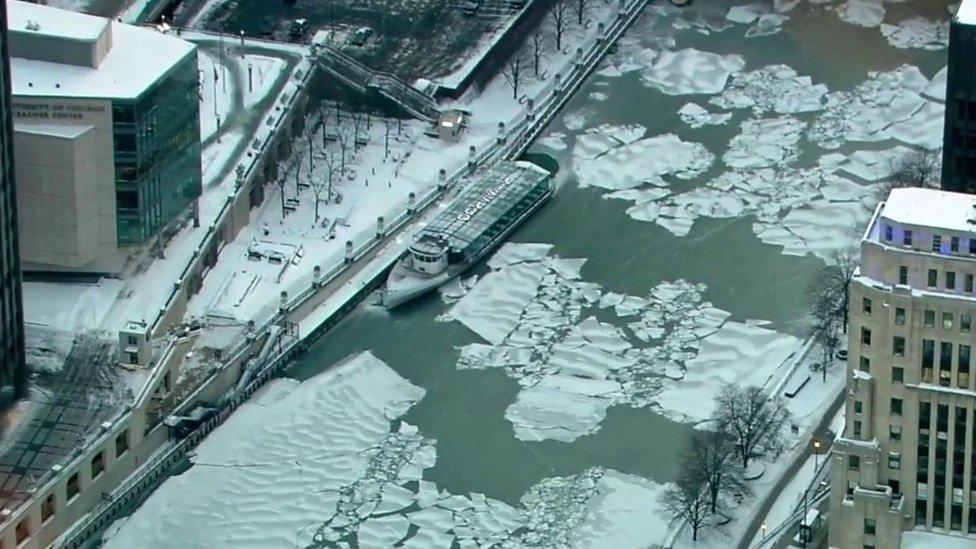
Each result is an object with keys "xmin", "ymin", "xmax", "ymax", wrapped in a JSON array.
[{"xmin": 105, "ymin": 1, "xmax": 950, "ymax": 547}]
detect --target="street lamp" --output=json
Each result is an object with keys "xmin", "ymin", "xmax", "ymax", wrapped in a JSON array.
[
  {"xmin": 813, "ymin": 440, "xmax": 822, "ymax": 470},
  {"xmin": 761, "ymin": 522, "xmax": 767, "ymax": 540}
]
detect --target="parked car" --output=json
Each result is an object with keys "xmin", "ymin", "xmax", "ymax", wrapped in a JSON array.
[
  {"xmin": 351, "ymin": 26, "xmax": 372, "ymax": 46},
  {"xmin": 288, "ymin": 18, "xmax": 309, "ymax": 40}
]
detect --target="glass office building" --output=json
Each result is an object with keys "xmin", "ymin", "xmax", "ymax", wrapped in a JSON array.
[
  {"xmin": 113, "ymin": 53, "xmax": 201, "ymax": 245},
  {"xmin": 0, "ymin": 0, "xmax": 26, "ymax": 407}
]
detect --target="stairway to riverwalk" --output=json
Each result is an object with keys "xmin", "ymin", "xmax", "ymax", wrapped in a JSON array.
[{"xmin": 312, "ymin": 41, "xmax": 441, "ymax": 123}]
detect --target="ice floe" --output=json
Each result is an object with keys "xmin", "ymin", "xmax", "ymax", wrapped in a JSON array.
[
  {"xmin": 880, "ymin": 18, "xmax": 949, "ymax": 50},
  {"xmin": 710, "ymin": 64, "xmax": 828, "ymax": 115},
  {"xmin": 573, "ymin": 128, "xmax": 714, "ymax": 191},
  {"xmin": 836, "ymin": 0, "xmax": 886, "ymax": 28},
  {"xmin": 640, "ymin": 48, "xmax": 746, "ymax": 95},
  {"xmin": 678, "ymin": 103, "xmax": 733, "ymax": 128},
  {"xmin": 923, "ymin": 66, "xmax": 947, "ymax": 101},
  {"xmin": 808, "ymin": 65, "xmax": 939, "ymax": 149},
  {"xmin": 450, "ymin": 244, "xmax": 797, "ymax": 438},
  {"xmin": 723, "ymin": 116, "xmax": 806, "ymax": 169}
]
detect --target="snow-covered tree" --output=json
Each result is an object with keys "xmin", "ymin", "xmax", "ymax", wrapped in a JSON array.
[
  {"xmin": 714, "ymin": 385, "xmax": 790, "ymax": 469},
  {"xmin": 573, "ymin": 0, "xmax": 590, "ymax": 26},
  {"xmin": 687, "ymin": 429, "xmax": 749, "ymax": 514},
  {"xmin": 530, "ymin": 28, "xmax": 547, "ymax": 77}
]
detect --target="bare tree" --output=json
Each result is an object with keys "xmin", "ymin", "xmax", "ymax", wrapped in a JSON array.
[
  {"xmin": 878, "ymin": 148, "xmax": 941, "ymax": 201},
  {"xmin": 336, "ymin": 117, "xmax": 354, "ymax": 172},
  {"xmin": 275, "ymin": 176, "xmax": 287, "ymax": 218},
  {"xmin": 714, "ymin": 385, "xmax": 790, "ymax": 470},
  {"xmin": 808, "ymin": 290, "xmax": 842, "ymax": 382},
  {"xmin": 530, "ymin": 28, "xmax": 546, "ymax": 77},
  {"xmin": 573, "ymin": 0, "xmax": 590, "ymax": 26},
  {"xmin": 661, "ymin": 471, "xmax": 711, "ymax": 542},
  {"xmin": 550, "ymin": 0, "xmax": 568, "ymax": 52},
  {"xmin": 502, "ymin": 51, "xmax": 530, "ymax": 100},
  {"xmin": 806, "ymin": 247, "xmax": 858, "ymax": 335},
  {"xmin": 687, "ymin": 429, "xmax": 749, "ymax": 514}
]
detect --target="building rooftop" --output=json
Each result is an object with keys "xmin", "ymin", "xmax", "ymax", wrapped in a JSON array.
[
  {"xmin": 7, "ymin": 1, "xmax": 195, "ymax": 100},
  {"xmin": 958, "ymin": 0, "xmax": 976, "ymax": 25},
  {"xmin": 14, "ymin": 122, "xmax": 93, "ymax": 139},
  {"xmin": 881, "ymin": 187, "xmax": 976, "ymax": 233},
  {"xmin": 7, "ymin": 0, "xmax": 108, "ymax": 43}
]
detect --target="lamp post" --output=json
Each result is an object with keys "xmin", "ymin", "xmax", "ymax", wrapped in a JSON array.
[
  {"xmin": 813, "ymin": 440, "xmax": 822, "ymax": 471},
  {"xmin": 761, "ymin": 522, "xmax": 767, "ymax": 541}
]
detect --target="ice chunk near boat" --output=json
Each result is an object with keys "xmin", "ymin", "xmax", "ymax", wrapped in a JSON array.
[
  {"xmin": 574, "ymin": 133, "xmax": 714, "ymax": 190},
  {"xmin": 678, "ymin": 102, "xmax": 733, "ymax": 128}
]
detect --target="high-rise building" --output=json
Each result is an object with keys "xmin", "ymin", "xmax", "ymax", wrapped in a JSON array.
[
  {"xmin": 941, "ymin": 0, "xmax": 976, "ymax": 193},
  {"xmin": 829, "ymin": 188, "xmax": 976, "ymax": 548},
  {"xmin": 0, "ymin": 0, "xmax": 26, "ymax": 408},
  {"xmin": 6, "ymin": 0, "xmax": 201, "ymax": 273}
]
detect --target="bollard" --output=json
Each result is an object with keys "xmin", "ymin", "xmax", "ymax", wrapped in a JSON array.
[
  {"xmin": 468, "ymin": 145, "xmax": 477, "ymax": 171},
  {"xmin": 526, "ymin": 98, "xmax": 535, "ymax": 121},
  {"xmin": 554, "ymin": 73, "xmax": 563, "ymax": 94},
  {"xmin": 408, "ymin": 192, "xmax": 416, "ymax": 214},
  {"xmin": 437, "ymin": 168, "xmax": 447, "ymax": 191},
  {"xmin": 279, "ymin": 290, "xmax": 288, "ymax": 312},
  {"xmin": 345, "ymin": 240, "xmax": 354, "ymax": 263},
  {"xmin": 597, "ymin": 22, "xmax": 605, "ymax": 44},
  {"xmin": 313, "ymin": 265, "xmax": 322, "ymax": 287},
  {"xmin": 497, "ymin": 121, "xmax": 506, "ymax": 145},
  {"xmin": 376, "ymin": 216, "xmax": 386, "ymax": 239},
  {"xmin": 575, "ymin": 47, "xmax": 584, "ymax": 67}
]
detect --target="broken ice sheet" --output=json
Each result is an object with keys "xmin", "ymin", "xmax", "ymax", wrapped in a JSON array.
[
  {"xmin": 710, "ymin": 64, "xmax": 828, "ymax": 115},
  {"xmin": 640, "ymin": 48, "xmax": 746, "ymax": 95},
  {"xmin": 723, "ymin": 116, "xmax": 806, "ymax": 169},
  {"xmin": 835, "ymin": 0, "xmax": 886, "ymax": 28},
  {"xmin": 573, "ymin": 132, "xmax": 714, "ymax": 190},
  {"xmin": 880, "ymin": 18, "xmax": 949, "ymax": 50}
]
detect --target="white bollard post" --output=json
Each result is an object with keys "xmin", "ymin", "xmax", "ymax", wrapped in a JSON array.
[
  {"xmin": 345, "ymin": 240, "xmax": 354, "ymax": 263},
  {"xmin": 497, "ymin": 122, "xmax": 506, "ymax": 145},
  {"xmin": 376, "ymin": 216, "xmax": 386, "ymax": 239}
]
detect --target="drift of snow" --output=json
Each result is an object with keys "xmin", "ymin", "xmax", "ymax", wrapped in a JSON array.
[{"xmin": 640, "ymin": 48, "xmax": 746, "ymax": 95}]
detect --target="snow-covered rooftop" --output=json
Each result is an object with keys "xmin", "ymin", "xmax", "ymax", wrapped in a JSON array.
[
  {"xmin": 881, "ymin": 187, "xmax": 976, "ymax": 233},
  {"xmin": 958, "ymin": 0, "xmax": 976, "ymax": 25},
  {"xmin": 8, "ymin": 0, "xmax": 108, "ymax": 42},
  {"xmin": 8, "ymin": 1, "xmax": 196, "ymax": 100},
  {"xmin": 902, "ymin": 531, "xmax": 976, "ymax": 549}
]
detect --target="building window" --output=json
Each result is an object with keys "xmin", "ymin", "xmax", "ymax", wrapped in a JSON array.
[
  {"xmin": 924, "ymin": 310, "xmax": 935, "ymax": 327},
  {"xmin": 940, "ymin": 342, "xmax": 953, "ymax": 387},
  {"xmin": 15, "ymin": 518, "xmax": 30, "ymax": 545},
  {"xmin": 905, "ymin": 230, "xmax": 913, "ymax": 246},
  {"xmin": 864, "ymin": 518, "xmax": 876, "ymax": 535},
  {"xmin": 896, "ymin": 307, "xmax": 906, "ymax": 325},
  {"xmin": 967, "ymin": 274, "xmax": 974, "ymax": 293},
  {"xmin": 861, "ymin": 327, "xmax": 872, "ymax": 345},
  {"xmin": 963, "ymin": 314, "xmax": 973, "ymax": 332},
  {"xmin": 928, "ymin": 269, "xmax": 938, "ymax": 287},
  {"xmin": 944, "ymin": 313, "xmax": 955, "ymax": 330},
  {"xmin": 66, "ymin": 471, "xmax": 80, "ymax": 501},
  {"xmin": 91, "ymin": 451, "xmax": 105, "ymax": 480},
  {"xmin": 959, "ymin": 345, "xmax": 971, "ymax": 388},
  {"xmin": 885, "ymin": 225, "xmax": 893, "ymax": 241},
  {"xmin": 116, "ymin": 430, "xmax": 129, "ymax": 458},
  {"xmin": 952, "ymin": 236, "xmax": 960, "ymax": 252},
  {"xmin": 893, "ymin": 336, "xmax": 905, "ymax": 356},
  {"xmin": 933, "ymin": 235, "xmax": 943, "ymax": 252},
  {"xmin": 971, "ymin": 238, "xmax": 976, "ymax": 255},
  {"xmin": 853, "ymin": 420, "xmax": 862, "ymax": 437},
  {"xmin": 891, "ymin": 398, "xmax": 902, "ymax": 415},
  {"xmin": 860, "ymin": 356, "xmax": 871, "ymax": 372},
  {"xmin": 889, "ymin": 453, "xmax": 901, "ymax": 470},
  {"xmin": 893, "ymin": 366, "xmax": 904, "ymax": 383},
  {"xmin": 899, "ymin": 266, "xmax": 908, "ymax": 285},
  {"xmin": 849, "ymin": 455, "xmax": 860, "ymax": 470},
  {"xmin": 863, "ymin": 297, "xmax": 872, "ymax": 314},
  {"xmin": 890, "ymin": 424, "xmax": 902, "ymax": 441},
  {"xmin": 855, "ymin": 400, "xmax": 863, "ymax": 413},
  {"xmin": 41, "ymin": 493, "xmax": 55, "ymax": 523},
  {"xmin": 947, "ymin": 271, "xmax": 957, "ymax": 290}
]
